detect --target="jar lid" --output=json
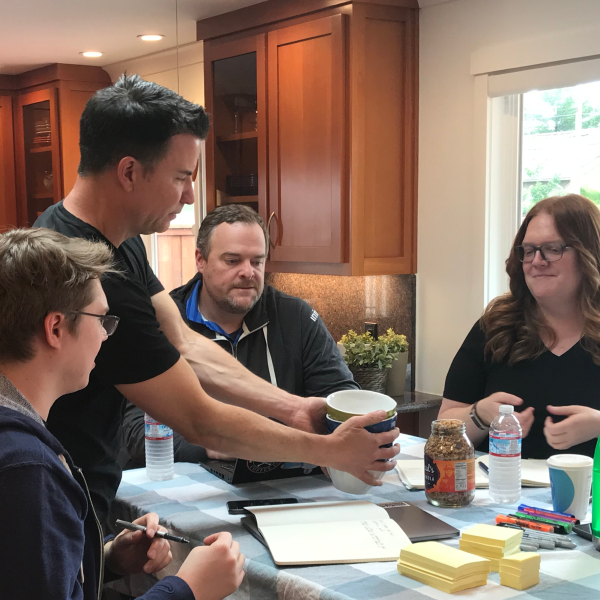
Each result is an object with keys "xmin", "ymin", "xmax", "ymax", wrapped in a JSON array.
[{"xmin": 431, "ymin": 418, "xmax": 465, "ymax": 432}]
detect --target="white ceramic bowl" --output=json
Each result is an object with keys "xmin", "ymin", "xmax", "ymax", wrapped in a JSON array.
[
  {"xmin": 326, "ymin": 389, "xmax": 397, "ymax": 422},
  {"xmin": 328, "ymin": 467, "xmax": 386, "ymax": 495}
]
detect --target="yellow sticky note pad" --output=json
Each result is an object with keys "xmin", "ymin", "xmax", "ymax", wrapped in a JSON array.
[
  {"xmin": 398, "ymin": 562, "xmax": 488, "ymax": 594},
  {"xmin": 500, "ymin": 552, "xmax": 541, "ymax": 569},
  {"xmin": 500, "ymin": 572, "xmax": 540, "ymax": 590},
  {"xmin": 461, "ymin": 524, "xmax": 522, "ymax": 548},
  {"xmin": 400, "ymin": 542, "xmax": 491, "ymax": 579},
  {"xmin": 459, "ymin": 540, "xmax": 520, "ymax": 559}
]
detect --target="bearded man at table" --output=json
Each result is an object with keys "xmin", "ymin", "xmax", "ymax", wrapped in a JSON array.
[{"xmin": 121, "ymin": 204, "xmax": 359, "ymax": 466}]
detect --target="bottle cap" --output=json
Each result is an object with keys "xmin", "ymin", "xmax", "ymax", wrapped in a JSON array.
[{"xmin": 500, "ymin": 405, "xmax": 514, "ymax": 414}]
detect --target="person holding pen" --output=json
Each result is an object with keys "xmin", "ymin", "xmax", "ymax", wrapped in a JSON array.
[
  {"xmin": 0, "ymin": 228, "xmax": 244, "ymax": 600},
  {"xmin": 438, "ymin": 194, "xmax": 600, "ymax": 459}
]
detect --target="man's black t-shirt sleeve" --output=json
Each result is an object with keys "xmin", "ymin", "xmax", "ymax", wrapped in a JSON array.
[
  {"xmin": 134, "ymin": 236, "xmax": 165, "ymax": 297},
  {"xmin": 95, "ymin": 273, "xmax": 180, "ymax": 385},
  {"xmin": 443, "ymin": 321, "xmax": 488, "ymax": 405}
]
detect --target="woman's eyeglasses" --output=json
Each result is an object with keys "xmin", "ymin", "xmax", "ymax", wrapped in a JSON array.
[
  {"xmin": 515, "ymin": 243, "xmax": 571, "ymax": 263},
  {"xmin": 68, "ymin": 311, "xmax": 120, "ymax": 336}
]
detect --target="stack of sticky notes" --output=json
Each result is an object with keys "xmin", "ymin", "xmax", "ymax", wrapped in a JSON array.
[
  {"xmin": 459, "ymin": 524, "xmax": 522, "ymax": 571},
  {"xmin": 499, "ymin": 552, "xmax": 541, "ymax": 590},
  {"xmin": 397, "ymin": 541, "xmax": 491, "ymax": 593}
]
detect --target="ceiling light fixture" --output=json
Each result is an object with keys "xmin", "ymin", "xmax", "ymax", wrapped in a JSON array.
[
  {"xmin": 80, "ymin": 51, "xmax": 103, "ymax": 58},
  {"xmin": 138, "ymin": 34, "xmax": 165, "ymax": 42}
]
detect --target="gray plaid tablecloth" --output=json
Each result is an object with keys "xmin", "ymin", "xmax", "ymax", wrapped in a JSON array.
[{"xmin": 109, "ymin": 434, "xmax": 600, "ymax": 599}]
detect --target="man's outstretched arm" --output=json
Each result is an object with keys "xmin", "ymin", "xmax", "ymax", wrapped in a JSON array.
[
  {"xmin": 151, "ymin": 290, "xmax": 325, "ymax": 433},
  {"xmin": 117, "ymin": 357, "xmax": 399, "ymax": 485}
]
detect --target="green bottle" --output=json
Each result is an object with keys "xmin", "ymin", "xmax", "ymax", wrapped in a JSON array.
[{"xmin": 592, "ymin": 437, "xmax": 600, "ymax": 539}]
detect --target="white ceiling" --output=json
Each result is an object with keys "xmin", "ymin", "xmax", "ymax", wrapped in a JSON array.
[
  {"xmin": 0, "ymin": 0, "xmax": 454, "ymax": 76},
  {"xmin": 0, "ymin": 0, "xmax": 267, "ymax": 75}
]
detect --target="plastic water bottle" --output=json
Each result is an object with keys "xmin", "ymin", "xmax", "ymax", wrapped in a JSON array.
[
  {"xmin": 488, "ymin": 405, "xmax": 522, "ymax": 503},
  {"xmin": 144, "ymin": 413, "xmax": 174, "ymax": 481}
]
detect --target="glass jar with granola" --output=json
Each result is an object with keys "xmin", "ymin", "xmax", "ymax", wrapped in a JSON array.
[{"xmin": 424, "ymin": 419, "xmax": 475, "ymax": 508}]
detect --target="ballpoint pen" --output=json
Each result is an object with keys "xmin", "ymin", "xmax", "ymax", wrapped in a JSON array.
[{"xmin": 115, "ymin": 519, "xmax": 189, "ymax": 544}]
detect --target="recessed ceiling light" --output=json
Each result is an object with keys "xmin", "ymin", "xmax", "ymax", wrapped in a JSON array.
[
  {"xmin": 138, "ymin": 34, "xmax": 165, "ymax": 42},
  {"xmin": 80, "ymin": 51, "xmax": 103, "ymax": 58}
]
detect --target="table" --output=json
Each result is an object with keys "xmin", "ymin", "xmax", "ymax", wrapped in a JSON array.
[{"xmin": 108, "ymin": 434, "xmax": 600, "ymax": 600}]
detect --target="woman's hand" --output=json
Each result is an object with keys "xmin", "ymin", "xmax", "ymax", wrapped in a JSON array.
[
  {"xmin": 105, "ymin": 513, "xmax": 172, "ymax": 576},
  {"xmin": 544, "ymin": 405, "xmax": 600, "ymax": 450},
  {"xmin": 475, "ymin": 392, "xmax": 535, "ymax": 438}
]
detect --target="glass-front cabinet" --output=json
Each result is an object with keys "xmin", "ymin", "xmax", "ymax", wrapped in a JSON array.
[
  {"xmin": 205, "ymin": 35, "xmax": 267, "ymax": 225},
  {"xmin": 15, "ymin": 88, "xmax": 62, "ymax": 226}
]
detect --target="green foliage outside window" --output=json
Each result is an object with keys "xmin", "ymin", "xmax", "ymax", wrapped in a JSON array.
[{"xmin": 524, "ymin": 89, "xmax": 600, "ymax": 135}]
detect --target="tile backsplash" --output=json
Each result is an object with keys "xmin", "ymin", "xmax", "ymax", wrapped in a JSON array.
[{"xmin": 265, "ymin": 273, "xmax": 416, "ymax": 390}]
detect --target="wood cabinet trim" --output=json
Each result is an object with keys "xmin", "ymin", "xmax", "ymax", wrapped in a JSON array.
[
  {"xmin": 197, "ymin": 0, "xmax": 418, "ymax": 42},
  {"xmin": 0, "ymin": 95, "xmax": 17, "ymax": 229}
]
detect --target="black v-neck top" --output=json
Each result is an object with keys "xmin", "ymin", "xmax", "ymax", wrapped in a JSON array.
[
  {"xmin": 444, "ymin": 321, "xmax": 600, "ymax": 459},
  {"xmin": 34, "ymin": 202, "xmax": 180, "ymax": 525}
]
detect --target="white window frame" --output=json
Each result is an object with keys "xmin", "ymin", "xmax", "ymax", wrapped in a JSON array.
[
  {"xmin": 147, "ymin": 140, "xmax": 207, "ymax": 277},
  {"xmin": 479, "ymin": 56, "xmax": 600, "ymax": 305}
]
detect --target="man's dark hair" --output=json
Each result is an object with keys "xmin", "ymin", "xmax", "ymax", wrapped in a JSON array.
[
  {"xmin": 78, "ymin": 74, "xmax": 210, "ymax": 176},
  {"xmin": 197, "ymin": 205, "xmax": 269, "ymax": 258}
]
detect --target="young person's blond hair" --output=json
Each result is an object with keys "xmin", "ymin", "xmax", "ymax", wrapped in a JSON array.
[{"xmin": 0, "ymin": 228, "xmax": 115, "ymax": 362}]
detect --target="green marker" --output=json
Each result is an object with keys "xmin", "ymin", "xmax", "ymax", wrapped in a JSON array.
[{"xmin": 592, "ymin": 437, "xmax": 600, "ymax": 539}]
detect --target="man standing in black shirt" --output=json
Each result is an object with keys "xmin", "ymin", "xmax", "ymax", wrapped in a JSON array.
[{"xmin": 35, "ymin": 75, "xmax": 398, "ymax": 525}]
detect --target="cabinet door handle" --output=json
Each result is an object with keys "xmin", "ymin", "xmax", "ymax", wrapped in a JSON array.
[{"xmin": 267, "ymin": 211, "xmax": 279, "ymax": 249}]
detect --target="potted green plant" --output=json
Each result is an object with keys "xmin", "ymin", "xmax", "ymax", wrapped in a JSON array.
[
  {"xmin": 378, "ymin": 328, "xmax": 409, "ymax": 396},
  {"xmin": 338, "ymin": 330, "xmax": 396, "ymax": 393}
]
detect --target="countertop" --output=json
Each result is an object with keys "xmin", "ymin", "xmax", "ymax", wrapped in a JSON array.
[{"xmin": 392, "ymin": 391, "xmax": 442, "ymax": 414}]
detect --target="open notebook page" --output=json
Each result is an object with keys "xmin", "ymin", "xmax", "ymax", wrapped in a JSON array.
[
  {"xmin": 247, "ymin": 500, "xmax": 387, "ymax": 527},
  {"xmin": 258, "ymin": 519, "xmax": 411, "ymax": 565}
]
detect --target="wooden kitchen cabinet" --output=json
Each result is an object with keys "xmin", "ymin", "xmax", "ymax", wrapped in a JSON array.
[
  {"xmin": 200, "ymin": 0, "xmax": 418, "ymax": 275},
  {"xmin": 267, "ymin": 15, "xmax": 346, "ymax": 264},
  {"xmin": 14, "ymin": 88, "xmax": 62, "ymax": 226},
  {"xmin": 1, "ymin": 64, "xmax": 110, "ymax": 227},
  {"xmin": 0, "ymin": 94, "xmax": 17, "ymax": 230}
]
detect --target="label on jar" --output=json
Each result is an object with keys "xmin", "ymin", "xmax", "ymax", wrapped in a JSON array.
[
  {"xmin": 489, "ymin": 434, "xmax": 521, "ymax": 457},
  {"xmin": 424, "ymin": 454, "xmax": 475, "ymax": 492}
]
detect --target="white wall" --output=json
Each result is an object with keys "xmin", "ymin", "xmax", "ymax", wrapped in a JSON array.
[
  {"xmin": 417, "ymin": 0, "xmax": 600, "ymax": 394},
  {"xmin": 103, "ymin": 41, "xmax": 204, "ymax": 104}
]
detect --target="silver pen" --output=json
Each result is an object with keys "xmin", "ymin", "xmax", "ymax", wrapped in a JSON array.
[{"xmin": 115, "ymin": 519, "xmax": 189, "ymax": 544}]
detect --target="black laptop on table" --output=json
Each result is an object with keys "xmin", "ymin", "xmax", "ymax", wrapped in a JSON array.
[{"xmin": 199, "ymin": 456, "xmax": 320, "ymax": 484}]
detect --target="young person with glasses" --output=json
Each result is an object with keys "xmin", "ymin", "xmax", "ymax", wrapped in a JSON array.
[
  {"xmin": 438, "ymin": 193, "xmax": 600, "ymax": 459},
  {"xmin": 0, "ymin": 228, "xmax": 245, "ymax": 600}
]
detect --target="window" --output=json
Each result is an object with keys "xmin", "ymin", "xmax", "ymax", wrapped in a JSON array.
[
  {"xmin": 521, "ymin": 81, "xmax": 600, "ymax": 219},
  {"xmin": 486, "ymin": 77, "xmax": 600, "ymax": 303},
  {"xmin": 142, "ymin": 142, "xmax": 207, "ymax": 293}
]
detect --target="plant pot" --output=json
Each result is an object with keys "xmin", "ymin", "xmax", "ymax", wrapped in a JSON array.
[
  {"xmin": 350, "ymin": 366, "xmax": 390, "ymax": 394},
  {"xmin": 385, "ymin": 351, "xmax": 409, "ymax": 397}
]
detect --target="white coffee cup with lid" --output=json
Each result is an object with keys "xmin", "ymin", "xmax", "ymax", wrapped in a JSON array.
[{"xmin": 547, "ymin": 454, "xmax": 593, "ymax": 521}]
